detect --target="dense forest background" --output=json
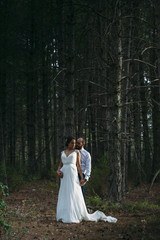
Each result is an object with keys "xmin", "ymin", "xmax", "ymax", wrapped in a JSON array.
[{"xmin": 0, "ymin": 0, "xmax": 160, "ymax": 202}]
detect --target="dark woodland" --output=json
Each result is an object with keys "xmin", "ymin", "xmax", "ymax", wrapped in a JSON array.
[
  {"xmin": 0, "ymin": 0, "xmax": 160, "ymax": 239},
  {"xmin": 1, "ymin": 0, "xmax": 160, "ymax": 199},
  {"xmin": 0, "ymin": 0, "xmax": 160, "ymax": 224}
]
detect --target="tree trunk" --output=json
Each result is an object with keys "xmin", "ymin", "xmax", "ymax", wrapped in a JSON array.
[
  {"xmin": 8, "ymin": 72, "xmax": 16, "ymax": 167},
  {"xmin": 132, "ymin": 67, "xmax": 142, "ymax": 185},
  {"xmin": 27, "ymin": 0, "xmax": 36, "ymax": 175},
  {"xmin": 121, "ymin": 15, "xmax": 133, "ymax": 198},
  {"xmin": 42, "ymin": 54, "xmax": 51, "ymax": 173},
  {"xmin": 108, "ymin": 1, "xmax": 123, "ymax": 202},
  {"xmin": 37, "ymin": 82, "xmax": 43, "ymax": 174},
  {"xmin": 0, "ymin": 1, "xmax": 8, "ymax": 185},
  {"xmin": 140, "ymin": 57, "xmax": 152, "ymax": 182},
  {"xmin": 65, "ymin": 0, "xmax": 75, "ymax": 137},
  {"xmin": 57, "ymin": 0, "xmax": 65, "ymax": 156},
  {"xmin": 152, "ymin": 0, "xmax": 160, "ymax": 177},
  {"xmin": 0, "ymin": 106, "xmax": 7, "ymax": 186},
  {"xmin": 115, "ymin": 2, "xmax": 122, "ymax": 201},
  {"xmin": 21, "ymin": 123, "xmax": 26, "ymax": 169}
]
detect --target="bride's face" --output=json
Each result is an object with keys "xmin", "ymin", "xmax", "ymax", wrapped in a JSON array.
[{"xmin": 68, "ymin": 139, "xmax": 76, "ymax": 150}]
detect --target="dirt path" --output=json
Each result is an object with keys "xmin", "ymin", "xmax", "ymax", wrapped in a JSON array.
[{"xmin": 2, "ymin": 180, "xmax": 160, "ymax": 240}]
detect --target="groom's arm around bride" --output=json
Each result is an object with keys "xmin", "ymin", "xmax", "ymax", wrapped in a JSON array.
[{"xmin": 76, "ymin": 137, "xmax": 91, "ymax": 200}]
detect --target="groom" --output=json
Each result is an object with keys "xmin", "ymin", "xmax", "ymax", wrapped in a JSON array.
[{"xmin": 76, "ymin": 138, "xmax": 91, "ymax": 200}]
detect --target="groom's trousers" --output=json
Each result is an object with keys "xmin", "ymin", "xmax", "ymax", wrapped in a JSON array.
[{"xmin": 78, "ymin": 173, "xmax": 86, "ymax": 200}]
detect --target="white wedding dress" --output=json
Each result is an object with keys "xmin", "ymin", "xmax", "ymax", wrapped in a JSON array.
[{"xmin": 56, "ymin": 150, "xmax": 117, "ymax": 223}]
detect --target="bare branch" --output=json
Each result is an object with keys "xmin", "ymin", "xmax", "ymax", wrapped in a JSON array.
[
  {"xmin": 148, "ymin": 169, "xmax": 160, "ymax": 193},
  {"xmin": 123, "ymin": 59, "xmax": 156, "ymax": 68},
  {"xmin": 141, "ymin": 46, "xmax": 157, "ymax": 55}
]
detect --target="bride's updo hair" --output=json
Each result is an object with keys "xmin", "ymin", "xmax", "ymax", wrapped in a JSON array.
[{"xmin": 65, "ymin": 136, "xmax": 76, "ymax": 147}]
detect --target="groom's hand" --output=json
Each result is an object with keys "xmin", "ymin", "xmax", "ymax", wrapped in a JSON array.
[
  {"xmin": 59, "ymin": 171, "xmax": 63, "ymax": 178},
  {"xmin": 57, "ymin": 170, "xmax": 63, "ymax": 178},
  {"xmin": 80, "ymin": 179, "xmax": 87, "ymax": 186}
]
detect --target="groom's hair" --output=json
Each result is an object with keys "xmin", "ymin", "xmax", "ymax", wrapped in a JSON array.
[
  {"xmin": 65, "ymin": 136, "xmax": 76, "ymax": 147},
  {"xmin": 78, "ymin": 137, "xmax": 85, "ymax": 145},
  {"xmin": 82, "ymin": 138, "xmax": 85, "ymax": 144}
]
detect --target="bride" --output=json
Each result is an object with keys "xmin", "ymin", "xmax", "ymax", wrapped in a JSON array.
[{"xmin": 56, "ymin": 136, "xmax": 117, "ymax": 223}]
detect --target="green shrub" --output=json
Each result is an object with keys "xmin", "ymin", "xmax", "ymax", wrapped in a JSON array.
[
  {"xmin": 6, "ymin": 167, "xmax": 25, "ymax": 190},
  {"xmin": 0, "ymin": 183, "xmax": 13, "ymax": 237},
  {"xmin": 87, "ymin": 194, "xmax": 121, "ymax": 212},
  {"xmin": 87, "ymin": 152, "xmax": 109, "ymax": 197},
  {"xmin": 87, "ymin": 195, "xmax": 108, "ymax": 210}
]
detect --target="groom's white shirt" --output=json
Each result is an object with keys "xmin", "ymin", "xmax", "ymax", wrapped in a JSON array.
[{"xmin": 80, "ymin": 147, "xmax": 91, "ymax": 181}]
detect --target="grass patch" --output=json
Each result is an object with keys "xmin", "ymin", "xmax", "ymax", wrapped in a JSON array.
[
  {"xmin": 87, "ymin": 193, "xmax": 160, "ymax": 215},
  {"xmin": 86, "ymin": 194, "xmax": 120, "ymax": 212},
  {"xmin": 44, "ymin": 180, "xmax": 59, "ymax": 190},
  {"xmin": 146, "ymin": 216, "xmax": 160, "ymax": 224},
  {"xmin": 122, "ymin": 201, "xmax": 160, "ymax": 212}
]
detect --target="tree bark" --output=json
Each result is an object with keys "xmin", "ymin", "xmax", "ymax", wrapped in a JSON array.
[
  {"xmin": 108, "ymin": 1, "xmax": 123, "ymax": 202},
  {"xmin": 121, "ymin": 14, "xmax": 133, "ymax": 198},
  {"xmin": 152, "ymin": 0, "xmax": 160, "ymax": 176},
  {"xmin": 65, "ymin": 0, "xmax": 75, "ymax": 137},
  {"xmin": 140, "ymin": 57, "xmax": 152, "ymax": 182},
  {"xmin": 27, "ymin": 0, "xmax": 36, "ymax": 175},
  {"xmin": 57, "ymin": 0, "xmax": 66, "ymax": 156},
  {"xmin": 42, "ymin": 53, "xmax": 51, "ymax": 173}
]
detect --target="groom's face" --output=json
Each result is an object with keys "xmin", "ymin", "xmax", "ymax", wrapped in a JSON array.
[{"xmin": 76, "ymin": 139, "xmax": 83, "ymax": 150}]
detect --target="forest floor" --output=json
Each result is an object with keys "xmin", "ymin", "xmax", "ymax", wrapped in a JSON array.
[{"xmin": 1, "ymin": 180, "xmax": 160, "ymax": 240}]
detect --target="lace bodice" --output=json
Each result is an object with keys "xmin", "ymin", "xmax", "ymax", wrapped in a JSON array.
[{"xmin": 61, "ymin": 150, "xmax": 79, "ymax": 165}]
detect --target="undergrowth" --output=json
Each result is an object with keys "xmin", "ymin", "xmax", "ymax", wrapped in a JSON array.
[
  {"xmin": 0, "ymin": 183, "xmax": 13, "ymax": 238},
  {"xmin": 0, "ymin": 182, "xmax": 29, "ymax": 239},
  {"xmin": 122, "ymin": 201, "xmax": 160, "ymax": 212},
  {"xmin": 87, "ymin": 194, "xmax": 160, "ymax": 214},
  {"xmin": 87, "ymin": 152, "xmax": 109, "ymax": 197}
]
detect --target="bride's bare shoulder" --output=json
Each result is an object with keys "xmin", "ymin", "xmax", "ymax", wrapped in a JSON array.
[{"xmin": 75, "ymin": 149, "xmax": 80, "ymax": 155}]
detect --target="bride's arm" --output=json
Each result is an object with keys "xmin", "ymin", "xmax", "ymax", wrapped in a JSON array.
[
  {"xmin": 57, "ymin": 155, "xmax": 63, "ymax": 177},
  {"xmin": 77, "ymin": 151, "xmax": 83, "ymax": 180}
]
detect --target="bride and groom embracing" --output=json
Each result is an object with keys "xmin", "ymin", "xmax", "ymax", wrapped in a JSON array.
[{"xmin": 56, "ymin": 136, "xmax": 117, "ymax": 224}]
